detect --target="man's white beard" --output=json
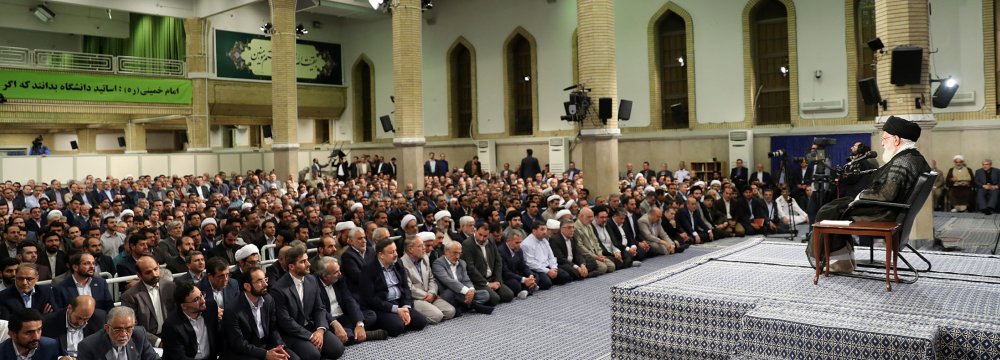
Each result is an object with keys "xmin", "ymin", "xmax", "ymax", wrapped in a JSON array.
[{"xmin": 882, "ymin": 143, "xmax": 897, "ymax": 163}]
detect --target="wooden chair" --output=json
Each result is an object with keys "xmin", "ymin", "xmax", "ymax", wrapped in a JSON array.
[{"xmin": 812, "ymin": 171, "xmax": 937, "ymax": 291}]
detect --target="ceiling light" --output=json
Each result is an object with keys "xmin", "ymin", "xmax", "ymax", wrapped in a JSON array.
[
  {"xmin": 260, "ymin": 22, "xmax": 273, "ymax": 34},
  {"xmin": 779, "ymin": 66, "xmax": 789, "ymax": 77},
  {"xmin": 295, "ymin": 24, "xmax": 308, "ymax": 36},
  {"xmin": 369, "ymin": 0, "xmax": 385, "ymax": 10},
  {"xmin": 677, "ymin": 56, "xmax": 685, "ymax": 67},
  {"xmin": 422, "ymin": 0, "xmax": 433, "ymax": 10},
  {"xmin": 33, "ymin": 5, "xmax": 55, "ymax": 23}
]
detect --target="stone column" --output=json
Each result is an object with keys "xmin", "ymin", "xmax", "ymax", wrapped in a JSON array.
[
  {"xmin": 124, "ymin": 122, "xmax": 147, "ymax": 154},
  {"xmin": 76, "ymin": 129, "xmax": 98, "ymax": 154},
  {"xmin": 576, "ymin": 0, "xmax": 620, "ymax": 197},
  {"xmin": 391, "ymin": 0, "xmax": 425, "ymax": 190},
  {"xmin": 270, "ymin": 0, "xmax": 300, "ymax": 179},
  {"xmin": 875, "ymin": 0, "xmax": 934, "ymax": 244},
  {"xmin": 183, "ymin": 18, "xmax": 211, "ymax": 152}
]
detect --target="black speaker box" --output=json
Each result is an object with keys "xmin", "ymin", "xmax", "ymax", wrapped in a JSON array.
[
  {"xmin": 890, "ymin": 46, "xmax": 923, "ymax": 85},
  {"xmin": 618, "ymin": 99, "xmax": 633, "ymax": 120},
  {"xmin": 379, "ymin": 115, "xmax": 395, "ymax": 132},
  {"xmin": 262, "ymin": 125, "xmax": 273, "ymax": 138},
  {"xmin": 117, "ymin": 136, "xmax": 126, "ymax": 147},
  {"xmin": 858, "ymin": 77, "xmax": 881, "ymax": 105},
  {"xmin": 70, "ymin": 140, "xmax": 78, "ymax": 150},
  {"xmin": 599, "ymin": 97, "xmax": 612, "ymax": 119}
]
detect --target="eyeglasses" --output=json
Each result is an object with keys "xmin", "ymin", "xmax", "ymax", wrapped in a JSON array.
[
  {"xmin": 15, "ymin": 276, "xmax": 36, "ymax": 282},
  {"xmin": 109, "ymin": 325, "xmax": 134, "ymax": 334}
]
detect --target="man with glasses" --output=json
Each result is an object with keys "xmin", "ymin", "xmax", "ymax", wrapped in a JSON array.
[
  {"xmin": 161, "ymin": 281, "xmax": 219, "ymax": 360},
  {"xmin": 0, "ymin": 263, "xmax": 54, "ymax": 318},
  {"xmin": 806, "ymin": 116, "xmax": 931, "ymax": 273},
  {"xmin": 77, "ymin": 306, "xmax": 159, "ymax": 360},
  {"xmin": 54, "ymin": 252, "xmax": 114, "ymax": 312},
  {"xmin": 232, "ymin": 244, "xmax": 261, "ymax": 283},
  {"xmin": 43, "ymin": 295, "xmax": 105, "ymax": 357}
]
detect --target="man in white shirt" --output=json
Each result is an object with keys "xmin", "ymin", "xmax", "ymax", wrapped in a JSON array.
[
  {"xmin": 42, "ymin": 295, "xmax": 104, "ymax": 357},
  {"xmin": 520, "ymin": 221, "xmax": 572, "ymax": 288}
]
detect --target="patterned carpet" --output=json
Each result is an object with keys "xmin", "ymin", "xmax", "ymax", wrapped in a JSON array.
[
  {"xmin": 342, "ymin": 246, "xmax": 715, "ymax": 359},
  {"xmin": 612, "ymin": 239, "xmax": 1000, "ymax": 359},
  {"xmin": 932, "ymin": 211, "xmax": 1000, "ymax": 254}
]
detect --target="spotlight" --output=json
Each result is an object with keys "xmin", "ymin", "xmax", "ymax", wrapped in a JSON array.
[
  {"xmin": 677, "ymin": 56, "xmax": 685, "ymax": 67},
  {"xmin": 295, "ymin": 24, "xmax": 308, "ymax": 36},
  {"xmin": 422, "ymin": 0, "xmax": 433, "ymax": 10},
  {"xmin": 106, "ymin": 9, "xmax": 112, "ymax": 20},
  {"xmin": 260, "ymin": 22, "xmax": 273, "ymax": 34},
  {"xmin": 369, "ymin": 0, "xmax": 388, "ymax": 11},
  {"xmin": 779, "ymin": 66, "xmax": 789, "ymax": 77},
  {"xmin": 523, "ymin": 76, "xmax": 531, "ymax": 82},
  {"xmin": 867, "ymin": 37, "xmax": 885, "ymax": 53},
  {"xmin": 0, "ymin": 93, "xmax": 6, "ymax": 104},
  {"xmin": 32, "ymin": 5, "xmax": 54, "ymax": 22},
  {"xmin": 932, "ymin": 77, "xmax": 960, "ymax": 108}
]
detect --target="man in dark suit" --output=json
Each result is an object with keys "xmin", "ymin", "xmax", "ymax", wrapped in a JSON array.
[
  {"xmin": 548, "ymin": 219, "xmax": 593, "ymax": 281},
  {"xmin": 436, "ymin": 153, "xmax": 450, "ymax": 177},
  {"xmin": 608, "ymin": 209, "xmax": 643, "ymax": 264},
  {"xmin": 40, "ymin": 231, "xmax": 68, "ymax": 277},
  {"xmin": 430, "ymin": 242, "xmax": 494, "ymax": 315},
  {"xmin": 355, "ymin": 238, "xmax": 428, "ymax": 337},
  {"xmin": 84, "ymin": 237, "xmax": 116, "ymax": 277},
  {"xmin": 0, "ymin": 263, "xmax": 54, "ymax": 318},
  {"xmin": 677, "ymin": 197, "xmax": 714, "ymax": 244},
  {"xmin": 220, "ymin": 267, "xmax": 297, "ymax": 360},
  {"xmin": 189, "ymin": 178, "xmax": 211, "ymax": 199},
  {"xmin": 423, "ymin": 152, "xmax": 438, "ymax": 177},
  {"xmin": 15, "ymin": 241, "xmax": 51, "ymax": 282},
  {"xmin": 198, "ymin": 257, "xmax": 241, "ymax": 311},
  {"xmin": 749, "ymin": 163, "xmax": 774, "ymax": 190},
  {"xmin": 620, "ymin": 198, "xmax": 651, "ymax": 259},
  {"xmin": 45, "ymin": 181, "xmax": 69, "ymax": 209},
  {"xmin": 120, "ymin": 256, "xmax": 176, "ymax": 347},
  {"xmin": 733, "ymin": 186, "xmax": 769, "ymax": 236},
  {"xmin": 161, "ymin": 281, "xmax": 219, "ymax": 360},
  {"xmin": 94, "ymin": 182, "xmax": 117, "ymax": 205},
  {"xmin": 462, "ymin": 224, "xmax": 514, "ymax": 305},
  {"xmin": 76, "ymin": 306, "xmax": 159, "ymax": 360},
  {"xmin": 271, "ymin": 246, "xmax": 344, "ymax": 359},
  {"xmin": 42, "ymin": 295, "xmax": 105, "ymax": 356},
  {"xmin": 788, "ymin": 158, "xmax": 812, "ymax": 209},
  {"xmin": 497, "ymin": 231, "xmax": 539, "ymax": 297},
  {"xmin": 314, "ymin": 256, "xmax": 378, "ymax": 345},
  {"xmin": 340, "ymin": 227, "xmax": 375, "ymax": 301},
  {"xmin": 519, "ymin": 148, "xmax": 542, "ymax": 180},
  {"xmin": 117, "ymin": 234, "xmax": 150, "ymax": 278},
  {"xmin": 0, "ymin": 309, "xmax": 68, "ymax": 360},
  {"xmin": 975, "ymin": 159, "xmax": 1000, "ymax": 214},
  {"xmin": 54, "ymin": 253, "xmax": 114, "ymax": 312},
  {"xmin": 730, "ymin": 158, "xmax": 750, "ymax": 187}
]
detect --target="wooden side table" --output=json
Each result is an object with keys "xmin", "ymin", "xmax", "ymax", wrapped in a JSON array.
[{"xmin": 812, "ymin": 221, "xmax": 902, "ymax": 291}]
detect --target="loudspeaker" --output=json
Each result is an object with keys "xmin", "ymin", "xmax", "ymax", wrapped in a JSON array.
[
  {"xmin": 618, "ymin": 99, "xmax": 633, "ymax": 121},
  {"xmin": 598, "ymin": 97, "xmax": 612, "ymax": 120},
  {"xmin": 117, "ymin": 136, "xmax": 126, "ymax": 147},
  {"xmin": 858, "ymin": 77, "xmax": 881, "ymax": 105},
  {"xmin": 379, "ymin": 115, "xmax": 395, "ymax": 132},
  {"xmin": 262, "ymin": 125, "xmax": 272, "ymax": 139},
  {"xmin": 890, "ymin": 46, "xmax": 923, "ymax": 86},
  {"xmin": 70, "ymin": 140, "xmax": 78, "ymax": 150}
]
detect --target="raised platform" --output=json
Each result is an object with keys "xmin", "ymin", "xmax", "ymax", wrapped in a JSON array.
[{"xmin": 611, "ymin": 239, "xmax": 1000, "ymax": 359}]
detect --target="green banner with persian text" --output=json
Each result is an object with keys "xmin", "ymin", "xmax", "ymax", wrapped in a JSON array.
[
  {"xmin": 215, "ymin": 29, "xmax": 343, "ymax": 85},
  {"xmin": 0, "ymin": 70, "xmax": 192, "ymax": 104}
]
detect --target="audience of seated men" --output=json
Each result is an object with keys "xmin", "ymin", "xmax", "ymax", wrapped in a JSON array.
[{"xmin": 271, "ymin": 245, "xmax": 344, "ymax": 359}]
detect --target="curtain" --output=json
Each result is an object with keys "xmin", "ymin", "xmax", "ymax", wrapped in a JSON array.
[{"xmin": 83, "ymin": 13, "xmax": 185, "ymax": 60}]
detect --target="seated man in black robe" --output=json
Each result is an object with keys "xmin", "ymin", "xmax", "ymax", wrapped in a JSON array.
[{"xmin": 806, "ymin": 116, "xmax": 931, "ymax": 272}]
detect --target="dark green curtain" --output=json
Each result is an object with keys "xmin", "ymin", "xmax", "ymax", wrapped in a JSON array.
[{"xmin": 83, "ymin": 13, "xmax": 185, "ymax": 60}]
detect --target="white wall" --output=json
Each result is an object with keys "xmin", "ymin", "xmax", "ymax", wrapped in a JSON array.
[
  {"xmin": 929, "ymin": 0, "xmax": 986, "ymax": 113},
  {"xmin": 96, "ymin": 133, "xmax": 125, "ymax": 151}
]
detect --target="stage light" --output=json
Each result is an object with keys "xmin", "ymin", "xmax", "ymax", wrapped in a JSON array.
[
  {"xmin": 523, "ymin": 76, "xmax": 531, "ymax": 82},
  {"xmin": 33, "ymin": 5, "xmax": 54, "ymax": 22},
  {"xmin": 677, "ymin": 56, "xmax": 685, "ymax": 67},
  {"xmin": 295, "ymin": 24, "xmax": 308, "ymax": 36},
  {"xmin": 779, "ymin": 66, "xmax": 789, "ymax": 77},
  {"xmin": 260, "ymin": 22, "xmax": 273, "ymax": 34},
  {"xmin": 867, "ymin": 37, "xmax": 885, "ymax": 53},
  {"xmin": 422, "ymin": 0, "xmax": 434, "ymax": 10},
  {"xmin": 932, "ymin": 77, "xmax": 960, "ymax": 108}
]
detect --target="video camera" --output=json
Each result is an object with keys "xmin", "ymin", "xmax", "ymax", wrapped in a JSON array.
[{"xmin": 559, "ymin": 84, "xmax": 591, "ymax": 122}]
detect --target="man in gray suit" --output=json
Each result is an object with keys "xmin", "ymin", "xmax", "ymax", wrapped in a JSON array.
[
  {"xmin": 120, "ymin": 256, "xmax": 176, "ymax": 347},
  {"xmin": 400, "ymin": 234, "xmax": 455, "ymax": 324},
  {"xmin": 431, "ymin": 242, "xmax": 493, "ymax": 315},
  {"xmin": 76, "ymin": 306, "xmax": 159, "ymax": 360},
  {"xmin": 637, "ymin": 208, "xmax": 676, "ymax": 255}
]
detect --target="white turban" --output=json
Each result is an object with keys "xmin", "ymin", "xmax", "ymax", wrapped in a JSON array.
[
  {"xmin": 434, "ymin": 210, "xmax": 452, "ymax": 222},
  {"xmin": 418, "ymin": 232, "xmax": 436, "ymax": 242},
  {"xmin": 335, "ymin": 221, "xmax": 356, "ymax": 232},
  {"xmin": 401, "ymin": 214, "xmax": 417, "ymax": 228},
  {"xmin": 953, "ymin": 155, "xmax": 965, "ymax": 162},
  {"xmin": 546, "ymin": 219, "xmax": 561, "ymax": 230},
  {"xmin": 235, "ymin": 244, "xmax": 260, "ymax": 261}
]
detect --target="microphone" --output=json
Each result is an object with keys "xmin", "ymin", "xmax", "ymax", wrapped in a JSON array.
[
  {"xmin": 563, "ymin": 84, "xmax": 581, "ymax": 91},
  {"xmin": 848, "ymin": 150, "xmax": 877, "ymax": 165}
]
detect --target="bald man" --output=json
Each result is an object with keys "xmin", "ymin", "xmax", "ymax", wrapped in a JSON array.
[
  {"xmin": 120, "ymin": 256, "xmax": 176, "ymax": 346},
  {"xmin": 43, "ymin": 295, "xmax": 106, "ymax": 356}
]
